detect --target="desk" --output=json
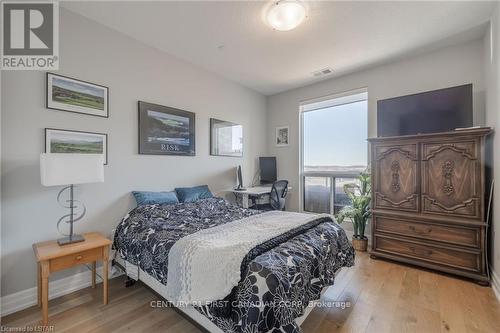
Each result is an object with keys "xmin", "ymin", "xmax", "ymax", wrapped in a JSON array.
[{"xmin": 228, "ymin": 186, "xmax": 292, "ymax": 208}]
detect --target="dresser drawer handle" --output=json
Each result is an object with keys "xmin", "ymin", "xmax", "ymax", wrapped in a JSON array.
[
  {"xmin": 75, "ymin": 255, "xmax": 83, "ymax": 260},
  {"xmin": 408, "ymin": 225, "xmax": 433, "ymax": 235},
  {"xmin": 409, "ymin": 246, "xmax": 433, "ymax": 256}
]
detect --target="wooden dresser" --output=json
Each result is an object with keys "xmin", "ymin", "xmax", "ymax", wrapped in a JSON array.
[{"xmin": 368, "ymin": 128, "xmax": 492, "ymax": 284}]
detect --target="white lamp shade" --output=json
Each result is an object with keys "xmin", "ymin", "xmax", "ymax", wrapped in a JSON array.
[{"xmin": 40, "ymin": 153, "xmax": 104, "ymax": 186}]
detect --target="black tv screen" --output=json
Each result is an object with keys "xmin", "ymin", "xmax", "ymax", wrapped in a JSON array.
[
  {"xmin": 377, "ymin": 84, "xmax": 473, "ymax": 137},
  {"xmin": 260, "ymin": 157, "xmax": 277, "ymax": 184}
]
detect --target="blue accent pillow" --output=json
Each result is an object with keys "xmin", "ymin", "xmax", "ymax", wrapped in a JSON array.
[
  {"xmin": 175, "ymin": 185, "xmax": 213, "ymax": 203},
  {"xmin": 132, "ymin": 191, "xmax": 179, "ymax": 206}
]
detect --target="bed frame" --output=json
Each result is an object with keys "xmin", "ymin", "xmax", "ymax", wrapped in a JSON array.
[{"xmin": 113, "ymin": 256, "xmax": 317, "ymax": 333}]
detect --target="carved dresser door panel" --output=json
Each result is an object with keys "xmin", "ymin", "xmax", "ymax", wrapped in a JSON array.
[
  {"xmin": 421, "ymin": 140, "xmax": 481, "ymax": 220},
  {"xmin": 373, "ymin": 143, "xmax": 419, "ymax": 212}
]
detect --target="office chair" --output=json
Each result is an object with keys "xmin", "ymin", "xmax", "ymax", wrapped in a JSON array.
[{"xmin": 253, "ymin": 180, "xmax": 288, "ymax": 211}]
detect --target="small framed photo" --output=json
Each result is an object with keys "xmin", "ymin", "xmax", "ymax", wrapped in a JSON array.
[
  {"xmin": 45, "ymin": 128, "xmax": 108, "ymax": 165},
  {"xmin": 46, "ymin": 73, "xmax": 109, "ymax": 118},
  {"xmin": 275, "ymin": 126, "xmax": 289, "ymax": 147},
  {"xmin": 138, "ymin": 101, "xmax": 196, "ymax": 156}
]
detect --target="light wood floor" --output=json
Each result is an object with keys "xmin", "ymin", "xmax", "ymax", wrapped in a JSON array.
[{"xmin": 2, "ymin": 253, "xmax": 500, "ymax": 332}]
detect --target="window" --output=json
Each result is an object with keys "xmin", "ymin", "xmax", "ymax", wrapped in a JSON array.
[
  {"xmin": 304, "ymin": 177, "xmax": 331, "ymax": 214},
  {"xmin": 301, "ymin": 90, "xmax": 368, "ymax": 214}
]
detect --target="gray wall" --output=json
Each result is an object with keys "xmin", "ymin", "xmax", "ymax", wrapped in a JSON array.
[
  {"xmin": 484, "ymin": 4, "xmax": 500, "ymax": 286},
  {"xmin": 1, "ymin": 9, "xmax": 267, "ymax": 296},
  {"xmin": 266, "ymin": 39, "xmax": 486, "ymax": 213}
]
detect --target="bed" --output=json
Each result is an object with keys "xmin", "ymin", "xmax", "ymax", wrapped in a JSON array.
[{"xmin": 112, "ymin": 197, "xmax": 355, "ymax": 333}]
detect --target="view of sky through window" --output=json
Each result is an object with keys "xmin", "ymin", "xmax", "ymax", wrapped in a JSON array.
[{"xmin": 303, "ymin": 99, "xmax": 368, "ymax": 172}]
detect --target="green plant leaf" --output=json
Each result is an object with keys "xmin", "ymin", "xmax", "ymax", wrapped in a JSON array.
[{"xmin": 334, "ymin": 169, "xmax": 372, "ymax": 238}]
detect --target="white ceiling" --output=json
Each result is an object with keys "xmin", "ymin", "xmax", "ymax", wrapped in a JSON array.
[{"xmin": 62, "ymin": 1, "xmax": 494, "ymax": 96}]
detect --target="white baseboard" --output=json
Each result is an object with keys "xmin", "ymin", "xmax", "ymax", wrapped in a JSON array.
[
  {"xmin": 491, "ymin": 268, "xmax": 500, "ymax": 303},
  {"xmin": 0, "ymin": 264, "xmax": 122, "ymax": 317}
]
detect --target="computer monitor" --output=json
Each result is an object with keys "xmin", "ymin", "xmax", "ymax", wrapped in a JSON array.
[{"xmin": 259, "ymin": 157, "xmax": 277, "ymax": 184}]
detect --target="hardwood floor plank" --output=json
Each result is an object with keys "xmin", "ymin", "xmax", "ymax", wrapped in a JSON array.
[
  {"xmin": 437, "ymin": 276, "xmax": 468, "ymax": 333},
  {"xmin": 59, "ymin": 288, "xmax": 153, "ymax": 333},
  {"xmin": 414, "ymin": 304, "xmax": 441, "ymax": 333},
  {"xmin": 363, "ymin": 263, "xmax": 406, "ymax": 333},
  {"xmin": 416, "ymin": 270, "xmax": 440, "ymax": 313},
  {"xmin": 337, "ymin": 299, "xmax": 372, "ymax": 333},
  {"xmin": 322, "ymin": 265, "xmax": 367, "ymax": 327},
  {"xmin": 2, "ymin": 253, "xmax": 499, "ymax": 333},
  {"xmin": 471, "ymin": 281, "xmax": 500, "ymax": 332},
  {"xmin": 134, "ymin": 310, "xmax": 184, "ymax": 333},
  {"xmin": 454, "ymin": 279, "xmax": 498, "ymax": 333},
  {"xmin": 109, "ymin": 306, "xmax": 176, "ymax": 333}
]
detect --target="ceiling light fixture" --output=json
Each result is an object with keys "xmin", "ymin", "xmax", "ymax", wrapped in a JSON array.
[{"xmin": 266, "ymin": 0, "xmax": 306, "ymax": 32}]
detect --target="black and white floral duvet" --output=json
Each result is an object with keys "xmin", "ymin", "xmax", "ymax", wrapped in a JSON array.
[{"xmin": 113, "ymin": 197, "xmax": 355, "ymax": 333}]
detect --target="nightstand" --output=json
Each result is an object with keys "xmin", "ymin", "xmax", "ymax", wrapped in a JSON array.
[{"xmin": 32, "ymin": 232, "xmax": 112, "ymax": 325}]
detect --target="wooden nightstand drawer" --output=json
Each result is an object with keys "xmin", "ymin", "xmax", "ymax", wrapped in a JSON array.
[{"xmin": 49, "ymin": 247, "xmax": 102, "ymax": 272}]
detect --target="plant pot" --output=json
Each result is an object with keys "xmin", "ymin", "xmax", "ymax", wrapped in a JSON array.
[{"xmin": 352, "ymin": 237, "xmax": 368, "ymax": 252}]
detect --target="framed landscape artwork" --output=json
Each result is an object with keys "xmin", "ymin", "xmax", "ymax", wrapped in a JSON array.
[
  {"xmin": 138, "ymin": 101, "xmax": 196, "ymax": 156},
  {"xmin": 46, "ymin": 73, "xmax": 109, "ymax": 117},
  {"xmin": 210, "ymin": 118, "xmax": 243, "ymax": 157},
  {"xmin": 45, "ymin": 128, "xmax": 108, "ymax": 164},
  {"xmin": 275, "ymin": 126, "xmax": 289, "ymax": 147}
]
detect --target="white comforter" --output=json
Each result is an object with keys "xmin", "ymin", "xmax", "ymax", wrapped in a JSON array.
[{"xmin": 165, "ymin": 210, "xmax": 330, "ymax": 304}]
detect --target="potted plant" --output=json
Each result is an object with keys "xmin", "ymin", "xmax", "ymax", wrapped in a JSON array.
[{"xmin": 335, "ymin": 171, "xmax": 372, "ymax": 251}]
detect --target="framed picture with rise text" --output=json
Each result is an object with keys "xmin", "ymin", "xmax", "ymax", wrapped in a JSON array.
[{"xmin": 138, "ymin": 101, "xmax": 196, "ymax": 156}]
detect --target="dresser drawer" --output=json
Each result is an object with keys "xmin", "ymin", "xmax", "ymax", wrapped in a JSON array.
[
  {"xmin": 50, "ymin": 247, "xmax": 102, "ymax": 272},
  {"xmin": 374, "ymin": 216, "xmax": 480, "ymax": 248},
  {"xmin": 374, "ymin": 235, "xmax": 480, "ymax": 272}
]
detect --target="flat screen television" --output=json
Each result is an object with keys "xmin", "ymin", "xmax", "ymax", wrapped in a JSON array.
[
  {"xmin": 377, "ymin": 84, "xmax": 473, "ymax": 137},
  {"xmin": 259, "ymin": 157, "xmax": 277, "ymax": 184}
]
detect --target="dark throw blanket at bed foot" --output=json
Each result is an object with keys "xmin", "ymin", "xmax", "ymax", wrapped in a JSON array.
[
  {"xmin": 198, "ymin": 216, "xmax": 355, "ymax": 333},
  {"xmin": 113, "ymin": 197, "xmax": 355, "ymax": 333}
]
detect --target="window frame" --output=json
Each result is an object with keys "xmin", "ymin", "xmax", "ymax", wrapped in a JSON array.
[{"xmin": 299, "ymin": 88, "xmax": 368, "ymax": 214}]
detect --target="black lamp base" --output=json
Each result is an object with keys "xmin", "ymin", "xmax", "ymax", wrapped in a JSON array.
[{"xmin": 57, "ymin": 234, "xmax": 85, "ymax": 246}]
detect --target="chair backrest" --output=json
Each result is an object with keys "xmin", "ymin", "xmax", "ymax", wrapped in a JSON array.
[{"xmin": 270, "ymin": 180, "xmax": 288, "ymax": 210}]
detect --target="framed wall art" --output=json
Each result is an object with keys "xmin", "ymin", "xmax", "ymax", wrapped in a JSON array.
[
  {"xmin": 46, "ymin": 73, "xmax": 109, "ymax": 118},
  {"xmin": 275, "ymin": 126, "xmax": 289, "ymax": 147},
  {"xmin": 210, "ymin": 118, "xmax": 243, "ymax": 157},
  {"xmin": 138, "ymin": 101, "xmax": 195, "ymax": 156},
  {"xmin": 45, "ymin": 128, "xmax": 108, "ymax": 165}
]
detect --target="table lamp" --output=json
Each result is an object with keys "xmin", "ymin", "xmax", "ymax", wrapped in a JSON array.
[{"xmin": 40, "ymin": 153, "xmax": 104, "ymax": 245}]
